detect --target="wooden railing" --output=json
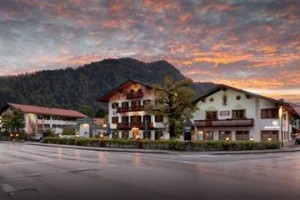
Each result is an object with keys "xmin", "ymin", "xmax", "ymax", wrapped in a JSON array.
[
  {"xmin": 117, "ymin": 105, "xmax": 145, "ymax": 113},
  {"xmin": 194, "ymin": 119, "xmax": 254, "ymax": 127}
]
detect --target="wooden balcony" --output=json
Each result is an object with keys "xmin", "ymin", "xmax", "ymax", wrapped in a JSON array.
[
  {"xmin": 126, "ymin": 92, "xmax": 143, "ymax": 99},
  {"xmin": 117, "ymin": 122, "xmax": 154, "ymax": 130},
  {"xmin": 117, "ymin": 106, "xmax": 145, "ymax": 113},
  {"xmin": 194, "ymin": 118, "xmax": 254, "ymax": 128}
]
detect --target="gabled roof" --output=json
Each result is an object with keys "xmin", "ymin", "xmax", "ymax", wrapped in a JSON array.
[
  {"xmin": 194, "ymin": 84, "xmax": 289, "ymax": 106},
  {"xmin": 98, "ymin": 79, "xmax": 154, "ymax": 103},
  {"xmin": 290, "ymin": 104, "xmax": 300, "ymax": 117},
  {"xmin": 2, "ymin": 103, "xmax": 86, "ymax": 118}
]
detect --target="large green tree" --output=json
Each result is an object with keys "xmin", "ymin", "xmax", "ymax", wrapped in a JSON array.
[
  {"xmin": 147, "ymin": 75, "xmax": 197, "ymax": 138},
  {"xmin": 1, "ymin": 110, "xmax": 25, "ymax": 134}
]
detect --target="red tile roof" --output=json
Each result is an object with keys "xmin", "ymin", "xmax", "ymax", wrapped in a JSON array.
[{"xmin": 8, "ymin": 103, "xmax": 86, "ymax": 118}]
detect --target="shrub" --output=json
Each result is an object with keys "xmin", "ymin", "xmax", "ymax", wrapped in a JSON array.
[{"xmin": 42, "ymin": 137, "xmax": 280, "ymax": 151}]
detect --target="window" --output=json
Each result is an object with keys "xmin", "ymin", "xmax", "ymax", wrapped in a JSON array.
[
  {"xmin": 236, "ymin": 131, "xmax": 249, "ymax": 140},
  {"xmin": 121, "ymin": 102, "xmax": 129, "ymax": 108},
  {"xmin": 112, "ymin": 131, "xmax": 118, "ymax": 139},
  {"xmin": 261, "ymin": 131, "xmax": 279, "ymax": 141},
  {"xmin": 52, "ymin": 116, "xmax": 62, "ymax": 120},
  {"xmin": 131, "ymin": 100, "xmax": 141, "ymax": 108},
  {"xmin": 112, "ymin": 117, "xmax": 118, "ymax": 124},
  {"xmin": 121, "ymin": 116, "xmax": 129, "ymax": 123},
  {"xmin": 111, "ymin": 102, "xmax": 119, "ymax": 109},
  {"xmin": 261, "ymin": 108, "xmax": 279, "ymax": 119},
  {"xmin": 219, "ymin": 131, "xmax": 231, "ymax": 140},
  {"xmin": 155, "ymin": 131, "xmax": 164, "ymax": 140},
  {"xmin": 143, "ymin": 115, "xmax": 151, "ymax": 123},
  {"xmin": 131, "ymin": 115, "xmax": 141, "ymax": 123},
  {"xmin": 143, "ymin": 131, "xmax": 151, "ymax": 140},
  {"xmin": 203, "ymin": 131, "xmax": 214, "ymax": 140},
  {"xmin": 155, "ymin": 115, "xmax": 163, "ymax": 122},
  {"xmin": 43, "ymin": 115, "xmax": 51, "ymax": 120},
  {"xmin": 232, "ymin": 110, "xmax": 246, "ymax": 119},
  {"xmin": 209, "ymin": 97, "xmax": 214, "ymax": 102},
  {"xmin": 206, "ymin": 111, "xmax": 217, "ymax": 120},
  {"xmin": 236, "ymin": 95, "xmax": 241, "ymax": 100},
  {"xmin": 121, "ymin": 131, "xmax": 129, "ymax": 139},
  {"xmin": 143, "ymin": 100, "xmax": 151, "ymax": 106}
]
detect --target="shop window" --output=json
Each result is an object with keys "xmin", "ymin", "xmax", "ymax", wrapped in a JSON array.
[
  {"xmin": 203, "ymin": 131, "xmax": 214, "ymax": 140},
  {"xmin": 236, "ymin": 131, "xmax": 249, "ymax": 140},
  {"xmin": 219, "ymin": 131, "xmax": 231, "ymax": 141},
  {"xmin": 122, "ymin": 131, "xmax": 129, "ymax": 139},
  {"xmin": 261, "ymin": 131, "xmax": 279, "ymax": 141},
  {"xmin": 155, "ymin": 131, "xmax": 164, "ymax": 140}
]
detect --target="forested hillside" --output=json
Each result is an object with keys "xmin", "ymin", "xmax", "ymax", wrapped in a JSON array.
[{"xmin": 0, "ymin": 58, "xmax": 215, "ymax": 112}]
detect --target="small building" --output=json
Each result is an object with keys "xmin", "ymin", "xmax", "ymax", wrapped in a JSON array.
[
  {"xmin": 76, "ymin": 117, "xmax": 107, "ymax": 138},
  {"xmin": 0, "ymin": 103, "xmax": 85, "ymax": 134},
  {"xmin": 98, "ymin": 80, "xmax": 168, "ymax": 140},
  {"xmin": 191, "ymin": 84, "xmax": 300, "ymax": 146}
]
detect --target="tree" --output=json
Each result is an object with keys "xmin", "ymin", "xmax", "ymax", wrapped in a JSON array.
[
  {"xmin": 79, "ymin": 105, "xmax": 95, "ymax": 118},
  {"xmin": 147, "ymin": 76, "xmax": 197, "ymax": 138},
  {"xmin": 1, "ymin": 110, "xmax": 25, "ymax": 134},
  {"xmin": 95, "ymin": 107, "xmax": 107, "ymax": 118}
]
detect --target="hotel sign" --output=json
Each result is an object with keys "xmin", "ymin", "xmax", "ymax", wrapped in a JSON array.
[
  {"xmin": 220, "ymin": 111, "xmax": 230, "ymax": 116},
  {"xmin": 264, "ymin": 120, "xmax": 280, "ymax": 129}
]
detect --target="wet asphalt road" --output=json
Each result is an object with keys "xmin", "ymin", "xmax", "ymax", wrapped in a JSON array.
[{"xmin": 1, "ymin": 142, "xmax": 300, "ymax": 200}]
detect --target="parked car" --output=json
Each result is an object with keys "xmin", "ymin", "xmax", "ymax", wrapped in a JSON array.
[
  {"xmin": 30, "ymin": 134, "xmax": 43, "ymax": 142},
  {"xmin": 295, "ymin": 135, "xmax": 300, "ymax": 145}
]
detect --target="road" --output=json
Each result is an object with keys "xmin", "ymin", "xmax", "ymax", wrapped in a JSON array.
[{"xmin": 1, "ymin": 142, "xmax": 300, "ymax": 200}]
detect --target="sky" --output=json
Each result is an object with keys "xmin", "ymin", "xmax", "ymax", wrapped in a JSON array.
[{"xmin": 0, "ymin": 0, "xmax": 299, "ymax": 103}]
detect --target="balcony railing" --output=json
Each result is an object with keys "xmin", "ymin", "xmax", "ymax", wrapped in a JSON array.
[
  {"xmin": 194, "ymin": 118, "xmax": 254, "ymax": 127},
  {"xmin": 126, "ymin": 92, "xmax": 143, "ymax": 99},
  {"xmin": 117, "ymin": 106, "xmax": 145, "ymax": 113},
  {"xmin": 117, "ymin": 122, "xmax": 154, "ymax": 130}
]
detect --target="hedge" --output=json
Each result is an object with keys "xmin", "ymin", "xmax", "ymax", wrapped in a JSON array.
[{"xmin": 42, "ymin": 137, "xmax": 280, "ymax": 151}]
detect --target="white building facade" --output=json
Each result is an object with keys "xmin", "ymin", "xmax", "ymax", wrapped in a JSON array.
[
  {"xmin": 99, "ymin": 80, "xmax": 168, "ymax": 140},
  {"xmin": 0, "ymin": 103, "xmax": 85, "ymax": 134},
  {"xmin": 191, "ymin": 85, "xmax": 299, "ymax": 146}
]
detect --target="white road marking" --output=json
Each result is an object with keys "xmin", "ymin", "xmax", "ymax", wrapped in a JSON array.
[{"xmin": 2, "ymin": 184, "xmax": 15, "ymax": 193}]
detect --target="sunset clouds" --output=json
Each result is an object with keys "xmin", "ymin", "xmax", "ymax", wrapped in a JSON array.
[{"xmin": 0, "ymin": 0, "xmax": 299, "ymax": 102}]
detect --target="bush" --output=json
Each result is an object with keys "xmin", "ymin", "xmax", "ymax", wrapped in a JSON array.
[{"xmin": 41, "ymin": 137, "xmax": 280, "ymax": 151}]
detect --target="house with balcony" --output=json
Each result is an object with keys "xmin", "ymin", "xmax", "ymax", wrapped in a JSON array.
[
  {"xmin": 191, "ymin": 84, "xmax": 300, "ymax": 146},
  {"xmin": 0, "ymin": 103, "xmax": 85, "ymax": 134},
  {"xmin": 98, "ymin": 80, "xmax": 167, "ymax": 140}
]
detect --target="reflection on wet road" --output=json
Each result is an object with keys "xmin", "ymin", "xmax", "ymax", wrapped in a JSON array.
[{"xmin": 0, "ymin": 142, "xmax": 300, "ymax": 200}]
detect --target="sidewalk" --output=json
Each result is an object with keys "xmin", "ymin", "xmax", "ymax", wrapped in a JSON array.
[{"xmin": 26, "ymin": 142, "xmax": 300, "ymax": 155}]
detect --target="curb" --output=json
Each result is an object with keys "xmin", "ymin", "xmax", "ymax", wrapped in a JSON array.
[
  {"xmin": 25, "ymin": 142, "xmax": 300, "ymax": 155},
  {"xmin": 26, "ymin": 142, "xmax": 172, "ymax": 154}
]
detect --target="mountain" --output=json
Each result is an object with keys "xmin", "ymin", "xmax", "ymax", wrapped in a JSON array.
[{"xmin": 0, "ymin": 58, "xmax": 216, "ymax": 111}]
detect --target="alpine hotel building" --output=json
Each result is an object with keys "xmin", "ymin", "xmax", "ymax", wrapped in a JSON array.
[
  {"xmin": 98, "ymin": 80, "xmax": 167, "ymax": 140},
  {"xmin": 191, "ymin": 84, "xmax": 300, "ymax": 146}
]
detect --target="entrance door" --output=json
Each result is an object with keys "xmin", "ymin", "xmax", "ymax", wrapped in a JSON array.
[{"xmin": 132, "ymin": 128, "xmax": 140, "ymax": 139}]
